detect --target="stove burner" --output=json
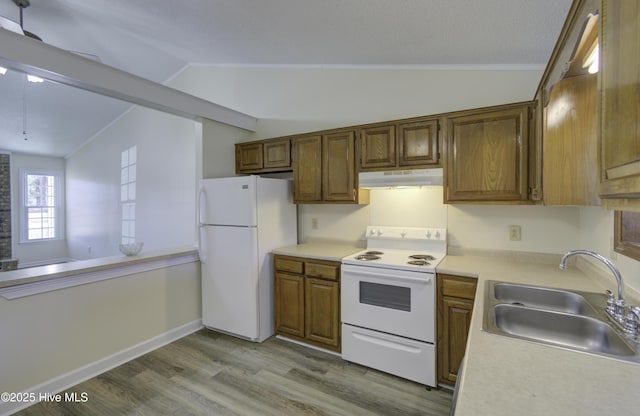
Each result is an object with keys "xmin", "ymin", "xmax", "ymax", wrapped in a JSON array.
[
  {"xmin": 409, "ymin": 254, "xmax": 436, "ymax": 261},
  {"xmin": 407, "ymin": 260, "xmax": 430, "ymax": 266},
  {"xmin": 355, "ymin": 254, "xmax": 381, "ymax": 261},
  {"xmin": 365, "ymin": 251, "xmax": 384, "ymax": 255}
]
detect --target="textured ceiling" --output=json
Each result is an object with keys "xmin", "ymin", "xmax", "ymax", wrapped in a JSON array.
[{"xmin": 0, "ymin": 0, "xmax": 573, "ymax": 157}]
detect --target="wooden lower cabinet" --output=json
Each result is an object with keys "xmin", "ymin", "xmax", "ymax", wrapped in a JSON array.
[
  {"xmin": 274, "ymin": 272, "xmax": 305, "ymax": 338},
  {"xmin": 274, "ymin": 255, "xmax": 341, "ymax": 352},
  {"xmin": 305, "ymin": 278, "xmax": 340, "ymax": 348},
  {"xmin": 437, "ymin": 273, "xmax": 477, "ymax": 386}
]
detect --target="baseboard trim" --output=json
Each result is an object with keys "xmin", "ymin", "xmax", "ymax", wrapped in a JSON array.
[{"xmin": 1, "ymin": 319, "xmax": 204, "ymax": 416}]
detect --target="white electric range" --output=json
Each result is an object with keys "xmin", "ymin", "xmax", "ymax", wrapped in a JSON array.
[{"xmin": 341, "ymin": 225, "xmax": 447, "ymax": 387}]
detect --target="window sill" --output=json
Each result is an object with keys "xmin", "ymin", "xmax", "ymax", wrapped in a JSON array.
[{"xmin": 0, "ymin": 246, "xmax": 199, "ymax": 299}]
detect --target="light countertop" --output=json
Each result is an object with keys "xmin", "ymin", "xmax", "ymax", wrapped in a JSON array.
[
  {"xmin": 0, "ymin": 246, "xmax": 199, "ymax": 289},
  {"xmin": 438, "ymin": 255, "xmax": 640, "ymax": 416},
  {"xmin": 272, "ymin": 238, "xmax": 363, "ymax": 262}
]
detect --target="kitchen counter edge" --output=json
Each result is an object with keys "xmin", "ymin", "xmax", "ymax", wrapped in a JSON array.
[
  {"xmin": 0, "ymin": 246, "xmax": 199, "ymax": 289},
  {"xmin": 272, "ymin": 241, "xmax": 362, "ymax": 262},
  {"xmin": 437, "ymin": 255, "xmax": 640, "ymax": 416}
]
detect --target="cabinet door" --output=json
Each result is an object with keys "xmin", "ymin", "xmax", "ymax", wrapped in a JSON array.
[
  {"xmin": 323, "ymin": 131, "xmax": 357, "ymax": 202},
  {"xmin": 543, "ymin": 74, "xmax": 600, "ymax": 205},
  {"xmin": 398, "ymin": 119, "xmax": 439, "ymax": 166},
  {"xmin": 293, "ymin": 135, "xmax": 323, "ymax": 203},
  {"xmin": 235, "ymin": 142, "xmax": 263, "ymax": 172},
  {"xmin": 274, "ymin": 272, "xmax": 305, "ymax": 338},
  {"xmin": 437, "ymin": 274, "xmax": 476, "ymax": 386},
  {"xmin": 438, "ymin": 297, "xmax": 474, "ymax": 385},
  {"xmin": 360, "ymin": 125, "xmax": 396, "ymax": 169},
  {"xmin": 600, "ymin": 0, "xmax": 640, "ymax": 199},
  {"xmin": 264, "ymin": 139, "xmax": 291, "ymax": 169},
  {"xmin": 305, "ymin": 278, "xmax": 340, "ymax": 348},
  {"xmin": 446, "ymin": 105, "xmax": 529, "ymax": 203}
]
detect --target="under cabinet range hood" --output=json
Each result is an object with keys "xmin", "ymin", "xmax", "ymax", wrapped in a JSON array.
[{"xmin": 358, "ymin": 168, "xmax": 443, "ymax": 188}]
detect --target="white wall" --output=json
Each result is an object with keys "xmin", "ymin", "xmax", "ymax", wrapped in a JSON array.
[
  {"xmin": 66, "ymin": 106, "xmax": 199, "ymax": 259},
  {"xmin": 577, "ymin": 207, "xmax": 640, "ymax": 292},
  {"xmin": 9, "ymin": 153, "xmax": 68, "ymax": 264},
  {"xmin": 0, "ymin": 260, "xmax": 201, "ymax": 414},
  {"xmin": 182, "ymin": 66, "xmax": 541, "ymax": 138}
]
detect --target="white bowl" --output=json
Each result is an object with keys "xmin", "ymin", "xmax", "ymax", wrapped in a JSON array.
[{"xmin": 119, "ymin": 242, "xmax": 144, "ymax": 256}]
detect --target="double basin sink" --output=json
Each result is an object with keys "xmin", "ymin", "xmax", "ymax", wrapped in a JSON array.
[{"xmin": 483, "ymin": 281, "xmax": 639, "ymax": 362}]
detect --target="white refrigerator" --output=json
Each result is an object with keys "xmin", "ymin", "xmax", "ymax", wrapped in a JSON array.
[{"xmin": 198, "ymin": 176, "xmax": 297, "ymax": 342}]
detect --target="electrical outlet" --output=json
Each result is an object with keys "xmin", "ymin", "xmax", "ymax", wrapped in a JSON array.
[
  {"xmin": 508, "ymin": 225, "xmax": 521, "ymax": 241},
  {"xmin": 311, "ymin": 218, "xmax": 318, "ymax": 230}
]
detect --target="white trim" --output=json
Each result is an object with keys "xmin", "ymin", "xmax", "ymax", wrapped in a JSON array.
[
  {"xmin": 188, "ymin": 62, "xmax": 546, "ymax": 71},
  {"xmin": 0, "ymin": 252, "xmax": 198, "ymax": 299},
  {"xmin": 0, "ymin": 319, "xmax": 204, "ymax": 416},
  {"xmin": 18, "ymin": 168, "xmax": 65, "ymax": 243},
  {"xmin": 0, "ymin": 30, "xmax": 257, "ymax": 131}
]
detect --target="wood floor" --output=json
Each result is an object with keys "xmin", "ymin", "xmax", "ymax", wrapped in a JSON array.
[{"xmin": 17, "ymin": 329, "xmax": 452, "ymax": 416}]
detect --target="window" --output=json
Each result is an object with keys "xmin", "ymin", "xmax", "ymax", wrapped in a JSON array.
[
  {"xmin": 121, "ymin": 146, "xmax": 137, "ymax": 244},
  {"xmin": 614, "ymin": 211, "xmax": 640, "ymax": 261},
  {"xmin": 20, "ymin": 170, "xmax": 64, "ymax": 242}
]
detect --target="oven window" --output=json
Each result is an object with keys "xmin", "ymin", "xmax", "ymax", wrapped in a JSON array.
[{"xmin": 359, "ymin": 282, "xmax": 411, "ymax": 312}]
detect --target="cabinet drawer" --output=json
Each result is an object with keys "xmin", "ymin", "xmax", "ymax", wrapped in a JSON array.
[
  {"xmin": 275, "ymin": 257, "xmax": 304, "ymax": 274},
  {"xmin": 440, "ymin": 276, "xmax": 477, "ymax": 300},
  {"xmin": 305, "ymin": 262, "xmax": 339, "ymax": 281}
]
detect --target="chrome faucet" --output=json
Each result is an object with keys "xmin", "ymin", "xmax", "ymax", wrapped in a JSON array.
[{"xmin": 559, "ymin": 249, "xmax": 624, "ymax": 301}]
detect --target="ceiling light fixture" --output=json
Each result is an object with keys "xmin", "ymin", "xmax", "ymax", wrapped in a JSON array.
[{"xmin": 26, "ymin": 74, "xmax": 43, "ymax": 83}]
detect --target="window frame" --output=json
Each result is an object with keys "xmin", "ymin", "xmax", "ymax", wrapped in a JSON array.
[
  {"xmin": 19, "ymin": 169, "xmax": 65, "ymax": 243},
  {"xmin": 614, "ymin": 211, "xmax": 640, "ymax": 261}
]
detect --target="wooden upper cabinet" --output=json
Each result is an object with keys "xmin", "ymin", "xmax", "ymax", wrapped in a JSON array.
[
  {"xmin": 235, "ymin": 142, "xmax": 263, "ymax": 172},
  {"xmin": 445, "ymin": 104, "xmax": 530, "ymax": 203},
  {"xmin": 360, "ymin": 125, "xmax": 396, "ymax": 169},
  {"xmin": 398, "ymin": 119, "xmax": 439, "ymax": 166},
  {"xmin": 293, "ymin": 131, "xmax": 368, "ymax": 204},
  {"xmin": 235, "ymin": 138, "xmax": 292, "ymax": 174},
  {"xmin": 600, "ymin": 0, "xmax": 640, "ymax": 201},
  {"xmin": 323, "ymin": 131, "xmax": 357, "ymax": 202},
  {"xmin": 359, "ymin": 119, "xmax": 440, "ymax": 171},
  {"xmin": 264, "ymin": 139, "xmax": 291, "ymax": 169},
  {"xmin": 293, "ymin": 135, "xmax": 323, "ymax": 203},
  {"xmin": 543, "ymin": 74, "xmax": 600, "ymax": 206}
]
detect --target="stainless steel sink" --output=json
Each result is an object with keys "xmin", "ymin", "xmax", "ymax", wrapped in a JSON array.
[
  {"xmin": 491, "ymin": 304, "xmax": 635, "ymax": 357},
  {"xmin": 492, "ymin": 282, "xmax": 605, "ymax": 317},
  {"xmin": 483, "ymin": 281, "xmax": 639, "ymax": 363}
]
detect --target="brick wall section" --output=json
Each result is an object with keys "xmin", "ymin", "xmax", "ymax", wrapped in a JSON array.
[{"xmin": 0, "ymin": 153, "xmax": 12, "ymax": 261}]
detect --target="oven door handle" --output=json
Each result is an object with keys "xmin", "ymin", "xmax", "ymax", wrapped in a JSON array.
[{"xmin": 342, "ymin": 267, "xmax": 432, "ymax": 284}]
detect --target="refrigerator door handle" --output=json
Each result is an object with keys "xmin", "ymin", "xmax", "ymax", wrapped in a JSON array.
[
  {"xmin": 198, "ymin": 225, "xmax": 207, "ymax": 264},
  {"xmin": 198, "ymin": 184, "xmax": 207, "ymax": 225}
]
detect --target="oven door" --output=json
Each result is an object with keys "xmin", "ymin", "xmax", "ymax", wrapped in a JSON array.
[{"xmin": 341, "ymin": 263, "xmax": 435, "ymax": 342}]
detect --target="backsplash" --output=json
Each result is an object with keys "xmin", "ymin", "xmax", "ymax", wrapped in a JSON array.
[{"xmin": 297, "ymin": 187, "xmax": 447, "ymax": 244}]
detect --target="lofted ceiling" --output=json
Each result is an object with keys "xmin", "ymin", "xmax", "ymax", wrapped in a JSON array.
[{"xmin": 0, "ymin": 0, "xmax": 573, "ymax": 158}]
